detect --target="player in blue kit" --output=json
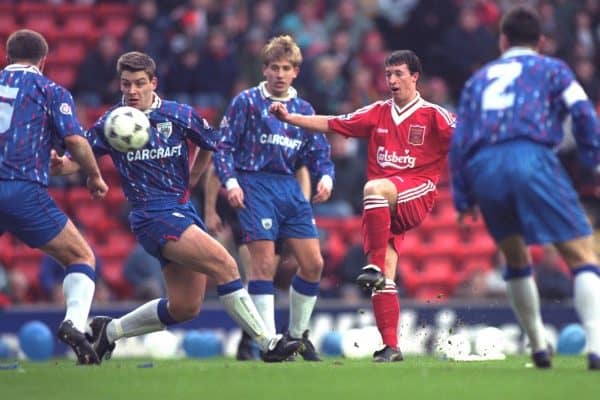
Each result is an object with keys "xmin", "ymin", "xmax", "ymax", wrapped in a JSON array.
[
  {"xmin": 213, "ymin": 35, "xmax": 334, "ymax": 360},
  {"xmin": 450, "ymin": 6, "xmax": 600, "ymax": 370},
  {"xmin": 0, "ymin": 29, "xmax": 108, "ymax": 364},
  {"xmin": 51, "ymin": 51, "xmax": 300, "ymax": 362}
]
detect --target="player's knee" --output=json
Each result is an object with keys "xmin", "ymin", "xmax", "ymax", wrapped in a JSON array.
[
  {"xmin": 363, "ymin": 179, "xmax": 393, "ymax": 197},
  {"xmin": 211, "ymin": 253, "xmax": 240, "ymax": 281},
  {"xmin": 301, "ymin": 256, "xmax": 324, "ymax": 279}
]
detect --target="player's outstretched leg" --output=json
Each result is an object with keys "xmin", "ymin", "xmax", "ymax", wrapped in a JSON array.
[
  {"xmin": 86, "ymin": 316, "xmax": 116, "ymax": 363},
  {"xmin": 356, "ymin": 264, "xmax": 385, "ymax": 291},
  {"xmin": 373, "ymin": 346, "xmax": 404, "ymax": 362},
  {"xmin": 57, "ymin": 320, "xmax": 100, "ymax": 365}
]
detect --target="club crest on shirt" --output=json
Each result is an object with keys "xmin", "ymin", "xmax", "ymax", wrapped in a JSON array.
[
  {"xmin": 59, "ymin": 102, "xmax": 72, "ymax": 115},
  {"xmin": 156, "ymin": 121, "xmax": 173, "ymax": 137},
  {"xmin": 261, "ymin": 218, "xmax": 273, "ymax": 230},
  {"xmin": 408, "ymin": 125, "xmax": 425, "ymax": 145}
]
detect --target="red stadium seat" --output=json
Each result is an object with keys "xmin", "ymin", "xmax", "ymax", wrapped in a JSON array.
[
  {"xmin": 73, "ymin": 203, "xmax": 107, "ymax": 231},
  {"xmin": 101, "ymin": 16, "xmax": 132, "ymax": 39},
  {"xmin": 51, "ymin": 39, "xmax": 88, "ymax": 65},
  {"xmin": 45, "ymin": 65, "xmax": 78, "ymax": 89},
  {"xmin": 21, "ymin": 14, "xmax": 58, "ymax": 42},
  {"xmin": 0, "ymin": 14, "xmax": 18, "ymax": 39},
  {"xmin": 62, "ymin": 15, "xmax": 99, "ymax": 43},
  {"xmin": 17, "ymin": 2, "xmax": 56, "ymax": 18},
  {"xmin": 101, "ymin": 260, "xmax": 132, "ymax": 300},
  {"xmin": 96, "ymin": 3, "xmax": 135, "ymax": 20}
]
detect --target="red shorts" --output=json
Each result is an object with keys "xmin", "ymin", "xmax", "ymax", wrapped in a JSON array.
[{"xmin": 362, "ymin": 177, "xmax": 436, "ymax": 254}]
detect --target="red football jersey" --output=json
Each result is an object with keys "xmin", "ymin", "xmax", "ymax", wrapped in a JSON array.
[{"xmin": 327, "ymin": 94, "xmax": 455, "ymax": 183}]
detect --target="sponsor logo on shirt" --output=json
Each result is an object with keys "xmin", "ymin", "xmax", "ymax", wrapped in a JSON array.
[
  {"xmin": 376, "ymin": 147, "xmax": 416, "ymax": 169},
  {"xmin": 259, "ymin": 133, "xmax": 302, "ymax": 150},
  {"xmin": 408, "ymin": 125, "xmax": 425, "ymax": 145},
  {"xmin": 376, "ymin": 128, "xmax": 389, "ymax": 134},
  {"xmin": 126, "ymin": 145, "xmax": 182, "ymax": 161},
  {"xmin": 172, "ymin": 212, "xmax": 185, "ymax": 218},
  {"xmin": 59, "ymin": 103, "xmax": 72, "ymax": 115},
  {"xmin": 156, "ymin": 121, "xmax": 173, "ymax": 138}
]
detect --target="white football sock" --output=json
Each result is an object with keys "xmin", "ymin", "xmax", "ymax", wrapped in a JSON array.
[
  {"xmin": 250, "ymin": 294, "xmax": 276, "ymax": 336},
  {"xmin": 220, "ymin": 289, "xmax": 274, "ymax": 352},
  {"xmin": 574, "ymin": 271, "xmax": 600, "ymax": 355},
  {"xmin": 62, "ymin": 272, "xmax": 95, "ymax": 332},
  {"xmin": 506, "ymin": 276, "xmax": 547, "ymax": 352},
  {"xmin": 288, "ymin": 287, "xmax": 317, "ymax": 339},
  {"xmin": 107, "ymin": 299, "xmax": 164, "ymax": 343}
]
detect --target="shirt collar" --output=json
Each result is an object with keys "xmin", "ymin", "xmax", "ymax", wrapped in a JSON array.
[
  {"xmin": 501, "ymin": 47, "xmax": 538, "ymax": 59},
  {"xmin": 259, "ymin": 81, "xmax": 298, "ymax": 101},
  {"xmin": 4, "ymin": 63, "xmax": 42, "ymax": 75}
]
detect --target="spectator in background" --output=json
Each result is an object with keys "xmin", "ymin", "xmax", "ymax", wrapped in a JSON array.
[
  {"xmin": 573, "ymin": 57, "xmax": 600, "ymax": 105},
  {"xmin": 39, "ymin": 253, "xmax": 111, "ymax": 304},
  {"xmin": 324, "ymin": 0, "xmax": 373, "ymax": 53},
  {"xmin": 357, "ymin": 30, "xmax": 389, "ymax": 96},
  {"xmin": 73, "ymin": 34, "xmax": 121, "ymax": 106},
  {"xmin": 345, "ymin": 65, "xmax": 380, "ymax": 111},
  {"xmin": 278, "ymin": 0, "xmax": 329, "ymax": 58},
  {"xmin": 326, "ymin": 28, "xmax": 357, "ymax": 82},
  {"xmin": 238, "ymin": 28, "xmax": 267, "ymax": 88},
  {"xmin": 196, "ymin": 27, "xmax": 239, "ymax": 110},
  {"xmin": 162, "ymin": 47, "xmax": 204, "ymax": 105},
  {"xmin": 441, "ymin": 6, "xmax": 497, "ymax": 98},
  {"xmin": 306, "ymin": 55, "xmax": 348, "ymax": 115},
  {"xmin": 123, "ymin": 243, "xmax": 166, "ymax": 301},
  {"xmin": 123, "ymin": 24, "xmax": 162, "ymax": 63},
  {"xmin": 131, "ymin": 0, "xmax": 171, "ymax": 62},
  {"xmin": 312, "ymin": 134, "xmax": 365, "ymax": 217},
  {"xmin": 250, "ymin": 0, "xmax": 281, "ymax": 40}
]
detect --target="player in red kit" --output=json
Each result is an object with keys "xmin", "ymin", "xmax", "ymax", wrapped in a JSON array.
[{"xmin": 270, "ymin": 50, "xmax": 455, "ymax": 362}]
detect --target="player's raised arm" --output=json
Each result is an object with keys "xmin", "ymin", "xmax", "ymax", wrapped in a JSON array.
[{"xmin": 269, "ymin": 101, "xmax": 332, "ymax": 133}]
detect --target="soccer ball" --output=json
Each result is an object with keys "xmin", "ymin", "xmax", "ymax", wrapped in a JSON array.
[{"xmin": 104, "ymin": 106, "xmax": 150, "ymax": 152}]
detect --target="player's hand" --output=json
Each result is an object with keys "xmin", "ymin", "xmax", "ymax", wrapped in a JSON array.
[
  {"xmin": 205, "ymin": 210, "xmax": 224, "ymax": 235},
  {"xmin": 269, "ymin": 102, "xmax": 289, "ymax": 121},
  {"xmin": 313, "ymin": 179, "xmax": 332, "ymax": 203},
  {"xmin": 87, "ymin": 175, "xmax": 109, "ymax": 200},
  {"xmin": 227, "ymin": 187, "xmax": 245, "ymax": 209},
  {"xmin": 457, "ymin": 206, "xmax": 479, "ymax": 226},
  {"xmin": 49, "ymin": 149, "xmax": 65, "ymax": 175}
]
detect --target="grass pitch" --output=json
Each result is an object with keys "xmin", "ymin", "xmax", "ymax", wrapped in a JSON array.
[{"xmin": 0, "ymin": 356, "xmax": 597, "ymax": 400}]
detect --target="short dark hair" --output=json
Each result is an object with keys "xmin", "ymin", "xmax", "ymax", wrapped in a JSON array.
[
  {"xmin": 384, "ymin": 50, "xmax": 422, "ymax": 76},
  {"xmin": 6, "ymin": 29, "xmax": 48, "ymax": 64},
  {"xmin": 501, "ymin": 6, "xmax": 541, "ymax": 47},
  {"xmin": 116, "ymin": 51, "xmax": 156, "ymax": 79}
]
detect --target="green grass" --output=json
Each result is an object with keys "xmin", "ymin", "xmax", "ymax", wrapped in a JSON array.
[{"xmin": 0, "ymin": 356, "xmax": 597, "ymax": 400}]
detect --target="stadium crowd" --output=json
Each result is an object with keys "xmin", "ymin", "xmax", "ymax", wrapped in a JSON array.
[{"xmin": 1, "ymin": 0, "xmax": 600, "ymax": 307}]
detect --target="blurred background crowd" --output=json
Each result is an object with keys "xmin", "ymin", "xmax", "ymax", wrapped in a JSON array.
[{"xmin": 1, "ymin": 0, "xmax": 599, "ymax": 308}]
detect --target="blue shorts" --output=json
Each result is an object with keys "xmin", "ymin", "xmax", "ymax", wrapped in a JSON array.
[
  {"xmin": 465, "ymin": 140, "xmax": 591, "ymax": 244},
  {"xmin": 0, "ymin": 180, "xmax": 68, "ymax": 248},
  {"xmin": 237, "ymin": 172, "xmax": 318, "ymax": 243},
  {"xmin": 129, "ymin": 201, "xmax": 207, "ymax": 266}
]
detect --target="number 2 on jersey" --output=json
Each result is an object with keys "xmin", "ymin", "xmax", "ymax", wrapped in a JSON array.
[
  {"xmin": 482, "ymin": 62, "xmax": 522, "ymax": 111},
  {"xmin": 0, "ymin": 85, "xmax": 19, "ymax": 134}
]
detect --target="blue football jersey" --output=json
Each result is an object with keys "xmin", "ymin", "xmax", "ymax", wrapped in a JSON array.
[
  {"xmin": 87, "ymin": 95, "xmax": 218, "ymax": 208},
  {"xmin": 214, "ymin": 82, "xmax": 334, "ymax": 184},
  {"xmin": 450, "ymin": 47, "xmax": 600, "ymax": 211},
  {"xmin": 0, "ymin": 64, "xmax": 84, "ymax": 185}
]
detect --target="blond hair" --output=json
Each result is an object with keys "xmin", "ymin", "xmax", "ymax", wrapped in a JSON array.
[{"xmin": 261, "ymin": 35, "xmax": 303, "ymax": 67}]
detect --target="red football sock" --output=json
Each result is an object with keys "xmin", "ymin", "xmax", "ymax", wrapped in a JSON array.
[
  {"xmin": 363, "ymin": 195, "xmax": 391, "ymax": 272},
  {"xmin": 372, "ymin": 287, "xmax": 400, "ymax": 349}
]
